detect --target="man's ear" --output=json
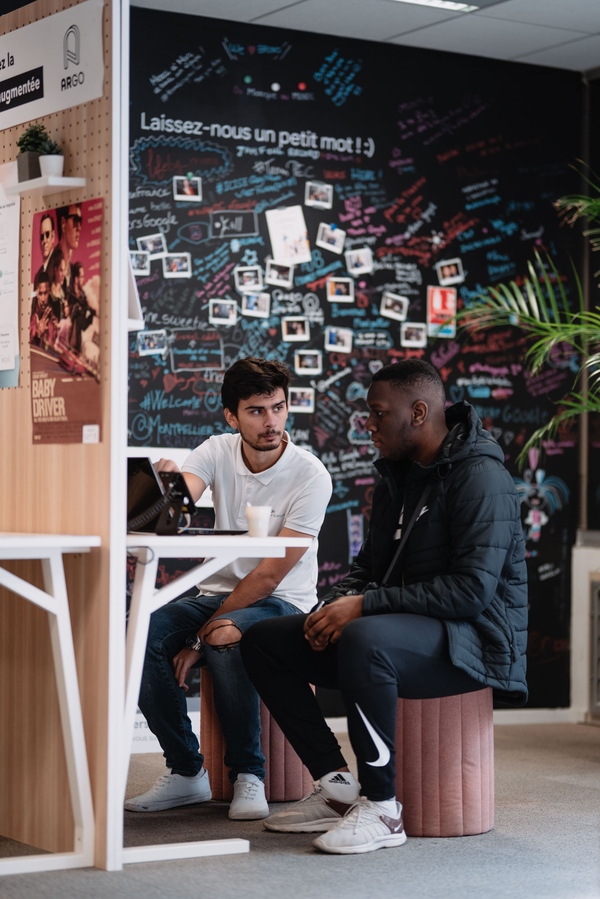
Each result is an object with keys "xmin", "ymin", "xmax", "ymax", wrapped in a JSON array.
[
  {"xmin": 412, "ymin": 400, "xmax": 428, "ymax": 425},
  {"xmin": 223, "ymin": 407, "xmax": 238, "ymax": 430}
]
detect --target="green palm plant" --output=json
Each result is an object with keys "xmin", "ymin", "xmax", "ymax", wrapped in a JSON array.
[{"xmin": 458, "ymin": 167, "xmax": 600, "ymax": 467}]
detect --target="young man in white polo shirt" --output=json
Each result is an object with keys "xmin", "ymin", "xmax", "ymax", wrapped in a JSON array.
[{"xmin": 125, "ymin": 357, "xmax": 332, "ymax": 820}]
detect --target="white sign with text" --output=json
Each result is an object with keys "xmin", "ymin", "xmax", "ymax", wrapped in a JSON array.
[{"xmin": 0, "ymin": 0, "xmax": 104, "ymax": 132}]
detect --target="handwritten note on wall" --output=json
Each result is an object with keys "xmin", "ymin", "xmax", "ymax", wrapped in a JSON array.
[{"xmin": 129, "ymin": 8, "xmax": 584, "ymax": 706}]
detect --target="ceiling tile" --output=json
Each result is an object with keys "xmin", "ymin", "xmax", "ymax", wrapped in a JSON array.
[
  {"xmin": 515, "ymin": 34, "xmax": 600, "ymax": 71},
  {"xmin": 388, "ymin": 16, "xmax": 587, "ymax": 61},
  {"xmin": 476, "ymin": 0, "xmax": 600, "ymax": 33},
  {"xmin": 131, "ymin": 0, "xmax": 307, "ymax": 21},
  {"xmin": 254, "ymin": 0, "xmax": 462, "ymax": 39}
]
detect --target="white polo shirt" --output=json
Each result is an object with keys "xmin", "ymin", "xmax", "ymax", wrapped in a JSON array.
[{"xmin": 182, "ymin": 432, "xmax": 332, "ymax": 611}]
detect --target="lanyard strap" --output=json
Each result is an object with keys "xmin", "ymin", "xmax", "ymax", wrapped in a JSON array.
[{"xmin": 381, "ymin": 481, "xmax": 433, "ymax": 587}]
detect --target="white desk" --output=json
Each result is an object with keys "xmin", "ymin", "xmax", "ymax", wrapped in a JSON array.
[
  {"xmin": 122, "ymin": 533, "xmax": 312, "ymax": 866},
  {"xmin": 0, "ymin": 533, "xmax": 101, "ymax": 876}
]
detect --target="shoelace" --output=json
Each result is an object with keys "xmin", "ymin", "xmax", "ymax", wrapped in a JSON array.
[
  {"xmin": 337, "ymin": 800, "xmax": 367, "ymax": 833},
  {"xmin": 237, "ymin": 781, "xmax": 260, "ymax": 800}
]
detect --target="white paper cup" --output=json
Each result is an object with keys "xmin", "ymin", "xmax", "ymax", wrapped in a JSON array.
[{"xmin": 245, "ymin": 505, "xmax": 272, "ymax": 537}]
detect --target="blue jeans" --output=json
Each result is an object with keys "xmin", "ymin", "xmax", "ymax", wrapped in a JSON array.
[{"xmin": 138, "ymin": 592, "xmax": 299, "ymax": 782}]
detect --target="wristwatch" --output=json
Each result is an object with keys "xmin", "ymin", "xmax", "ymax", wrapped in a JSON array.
[{"xmin": 186, "ymin": 634, "xmax": 203, "ymax": 653}]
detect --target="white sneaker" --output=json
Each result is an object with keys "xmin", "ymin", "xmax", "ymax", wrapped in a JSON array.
[
  {"xmin": 312, "ymin": 798, "xmax": 407, "ymax": 854},
  {"xmin": 229, "ymin": 773, "xmax": 269, "ymax": 820},
  {"xmin": 124, "ymin": 768, "xmax": 212, "ymax": 812},
  {"xmin": 264, "ymin": 783, "xmax": 355, "ymax": 833}
]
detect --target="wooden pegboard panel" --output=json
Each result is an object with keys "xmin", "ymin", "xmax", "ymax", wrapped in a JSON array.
[{"xmin": 0, "ymin": 0, "xmax": 115, "ymax": 860}]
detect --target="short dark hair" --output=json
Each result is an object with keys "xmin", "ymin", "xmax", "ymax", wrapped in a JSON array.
[
  {"xmin": 40, "ymin": 213, "xmax": 55, "ymax": 233},
  {"xmin": 36, "ymin": 271, "xmax": 50, "ymax": 288},
  {"xmin": 56, "ymin": 204, "xmax": 80, "ymax": 240},
  {"xmin": 371, "ymin": 360, "xmax": 445, "ymax": 403},
  {"xmin": 47, "ymin": 247, "xmax": 66, "ymax": 286},
  {"xmin": 221, "ymin": 357, "xmax": 291, "ymax": 414}
]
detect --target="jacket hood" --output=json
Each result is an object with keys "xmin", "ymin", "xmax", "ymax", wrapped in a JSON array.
[{"xmin": 438, "ymin": 401, "xmax": 504, "ymax": 468}]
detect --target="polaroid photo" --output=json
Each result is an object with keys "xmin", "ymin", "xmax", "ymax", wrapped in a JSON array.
[
  {"xmin": 282, "ymin": 317, "xmax": 310, "ymax": 342},
  {"xmin": 380, "ymin": 291, "xmax": 409, "ymax": 322},
  {"xmin": 326, "ymin": 277, "xmax": 355, "ymax": 303},
  {"xmin": 435, "ymin": 258, "xmax": 464, "ymax": 287},
  {"xmin": 288, "ymin": 387, "xmax": 315, "ymax": 413},
  {"xmin": 345, "ymin": 247, "xmax": 373, "ymax": 276},
  {"xmin": 265, "ymin": 259, "xmax": 294, "ymax": 289},
  {"xmin": 234, "ymin": 265, "xmax": 263, "ymax": 292},
  {"xmin": 130, "ymin": 251, "xmax": 150, "ymax": 276},
  {"xmin": 316, "ymin": 222, "xmax": 346, "ymax": 255},
  {"xmin": 400, "ymin": 322, "xmax": 428, "ymax": 348},
  {"xmin": 324, "ymin": 326, "xmax": 353, "ymax": 354},
  {"xmin": 162, "ymin": 253, "xmax": 192, "ymax": 279},
  {"xmin": 305, "ymin": 181, "xmax": 333, "ymax": 210},
  {"xmin": 241, "ymin": 292, "xmax": 270, "ymax": 318},
  {"xmin": 294, "ymin": 350, "xmax": 323, "ymax": 376},
  {"xmin": 137, "ymin": 329, "xmax": 168, "ymax": 356},
  {"xmin": 173, "ymin": 176, "xmax": 202, "ymax": 202},
  {"xmin": 209, "ymin": 299, "xmax": 238, "ymax": 326},
  {"xmin": 137, "ymin": 232, "xmax": 167, "ymax": 258},
  {"xmin": 266, "ymin": 205, "xmax": 311, "ymax": 266}
]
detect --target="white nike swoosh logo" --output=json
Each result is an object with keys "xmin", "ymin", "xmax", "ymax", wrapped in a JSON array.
[{"xmin": 355, "ymin": 703, "xmax": 391, "ymax": 768}]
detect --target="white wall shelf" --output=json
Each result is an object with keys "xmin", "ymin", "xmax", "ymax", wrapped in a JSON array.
[{"xmin": 5, "ymin": 175, "xmax": 86, "ymax": 197}]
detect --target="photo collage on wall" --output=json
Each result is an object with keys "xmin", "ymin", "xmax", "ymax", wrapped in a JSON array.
[{"xmin": 128, "ymin": 9, "xmax": 584, "ymax": 706}]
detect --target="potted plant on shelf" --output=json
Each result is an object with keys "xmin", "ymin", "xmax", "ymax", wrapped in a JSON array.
[
  {"xmin": 16, "ymin": 123, "xmax": 47, "ymax": 181},
  {"xmin": 39, "ymin": 136, "xmax": 64, "ymax": 178},
  {"xmin": 16, "ymin": 124, "xmax": 64, "ymax": 181},
  {"xmin": 457, "ymin": 167, "xmax": 600, "ymax": 468}
]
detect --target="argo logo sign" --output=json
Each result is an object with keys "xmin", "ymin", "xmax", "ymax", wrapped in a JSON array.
[{"xmin": 61, "ymin": 25, "xmax": 85, "ymax": 92}]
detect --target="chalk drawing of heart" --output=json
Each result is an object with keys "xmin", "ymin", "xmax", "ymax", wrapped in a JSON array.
[
  {"xmin": 268, "ymin": 328, "xmax": 277, "ymax": 336},
  {"xmin": 449, "ymin": 385, "xmax": 464, "ymax": 403},
  {"xmin": 503, "ymin": 431, "xmax": 514, "ymax": 446},
  {"xmin": 248, "ymin": 46, "xmax": 256, "ymax": 54},
  {"xmin": 491, "ymin": 428, "xmax": 502, "ymax": 442},
  {"xmin": 369, "ymin": 360, "xmax": 383, "ymax": 374}
]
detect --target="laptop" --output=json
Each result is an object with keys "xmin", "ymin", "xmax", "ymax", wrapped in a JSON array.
[{"xmin": 127, "ymin": 458, "xmax": 246, "ymax": 536}]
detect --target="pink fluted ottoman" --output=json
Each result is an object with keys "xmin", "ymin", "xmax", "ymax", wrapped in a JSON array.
[
  {"xmin": 395, "ymin": 688, "xmax": 494, "ymax": 837},
  {"xmin": 200, "ymin": 671, "xmax": 313, "ymax": 802}
]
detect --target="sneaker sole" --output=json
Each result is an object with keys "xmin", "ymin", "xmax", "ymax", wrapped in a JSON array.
[
  {"xmin": 313, "ymin": 831, "xmax": 407, "ymax": 854},
  {"xmin": 124, "ymin": 791, "xmax": 212, "ymax": 812},
  {"xmin": 264, "ymin": 816, "xmax": 343, "ymax": 833},
  {"xmin": 229, "ymin": 806, "xmax": 270, "ymax": 821}
]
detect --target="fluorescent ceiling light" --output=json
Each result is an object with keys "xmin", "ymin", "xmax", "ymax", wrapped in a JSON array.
[{"xmin": 390, "ymin": 0, "xmax": 479, "ymax": 11}]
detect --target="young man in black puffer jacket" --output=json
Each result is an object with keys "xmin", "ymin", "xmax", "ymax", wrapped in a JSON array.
[{"xmin": 241, "ymin": 359, "xmax": 527, "ymax": 855}]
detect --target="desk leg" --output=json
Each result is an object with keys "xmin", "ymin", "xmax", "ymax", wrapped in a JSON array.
[
  {"xmin": 120, "ymin": 550, "xmax": 250, "ymax": 866},
  {"xmin": 43, "ymin": 552, "xmax": 95, "ymax": 866},
  {"xmin": 0, "ymin": 552, "xmax": 94, "ymax": 876},
  {"xmin": 122, "ymin": 549, "xmax": 159, "ymax": 801}
]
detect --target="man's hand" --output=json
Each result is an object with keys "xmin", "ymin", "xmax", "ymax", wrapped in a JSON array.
[
  {"xmin": 172, "ymin": 647, "xmax": 201, "ymax": 691},
  {"xmin": 155, "ymin": 458, "xmax": 180, "ymax": 473},
  {"xmin": 304, "ymin": 595, "xmax": 363, "ymax": 651}
]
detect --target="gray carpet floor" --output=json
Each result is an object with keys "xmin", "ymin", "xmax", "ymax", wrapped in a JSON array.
[{"xmin": 1, "ymin": 723, "xmax": 599, "ymax": 898}]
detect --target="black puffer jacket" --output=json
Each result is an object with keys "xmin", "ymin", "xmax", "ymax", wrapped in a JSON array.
[{"xmin": 323, "ymin": 401, "xmax": 528, "ymax": 707}]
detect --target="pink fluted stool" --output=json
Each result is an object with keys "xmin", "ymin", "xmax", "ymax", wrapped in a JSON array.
[
  {"xmin": 395, "ymin": 688, "xmax": 494, "ymax": 837},
  {"xmin": 200, "ymin": 671, "xmax": 313, "ymax": 802}
]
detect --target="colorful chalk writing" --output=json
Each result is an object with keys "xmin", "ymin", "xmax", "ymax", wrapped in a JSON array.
[{"xmin": 128, "ymin": 8, "xmax": 584, "ymax": 708}]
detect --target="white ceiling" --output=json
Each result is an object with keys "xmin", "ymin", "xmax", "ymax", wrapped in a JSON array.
[{"xmin": 132, "ymin": 0, "xmax": 600, "ymax": 75}]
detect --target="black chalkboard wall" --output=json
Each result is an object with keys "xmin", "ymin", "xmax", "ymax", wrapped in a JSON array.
[{"xmin": 128, "ymin": 8, "xmax": 584, "ymax": 708}]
